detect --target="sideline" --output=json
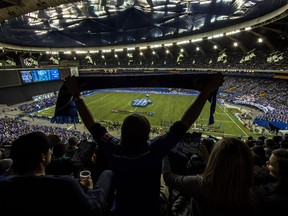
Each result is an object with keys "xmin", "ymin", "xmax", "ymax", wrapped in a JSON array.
[{"xmin": 217, "ymin": 103, "xmax": 248, "ymax": 137}]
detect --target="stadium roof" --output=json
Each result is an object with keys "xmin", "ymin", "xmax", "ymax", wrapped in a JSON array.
[{"xmin": 0, "ymin": 0, "xmax": 287, "ymax": 52}]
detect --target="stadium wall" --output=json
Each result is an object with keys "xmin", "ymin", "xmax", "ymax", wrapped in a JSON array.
[
  {"xmin": 0, "ymin": 68, "xmax": 70, "ymax": 105},
  {"xmin": 253, "ymin": 120, "xmax": 288, "ymax": 130},
  {"xmin": 0, "ymin": 80, "xmax": 63, "ymax": 105}
]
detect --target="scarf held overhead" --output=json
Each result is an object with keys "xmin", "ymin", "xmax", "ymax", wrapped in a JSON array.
[{"xmin": 51, "ymin": 73, "xmax": 219, "ymax": 125}]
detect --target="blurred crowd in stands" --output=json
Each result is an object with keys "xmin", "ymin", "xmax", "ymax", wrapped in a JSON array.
[
  {"xmin": 78, "ymin": 47, "xmax": 288, "ymax": 72},
  {"xmin": 1, "ymin": 47, "xmax": 288, "ymax": 73},
  {"xmin": 222, "ymin": 76, "xmax": 288, "ymax": 126},
  {"xmin": 0, "ymin": 117, "xmax": 92, "ymax": 147}
]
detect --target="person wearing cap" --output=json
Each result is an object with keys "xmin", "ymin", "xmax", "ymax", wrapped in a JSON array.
[
  {"xmin": 66, "ymin": 136, "xmax": 79, "ymax": 158},
  {"xmin": 64, "ymin": 73, "xmax": 224, "ymax": 216},
  {"xmin": 0, "ymin": 131, "xmax": 114, "ymax": 215}
]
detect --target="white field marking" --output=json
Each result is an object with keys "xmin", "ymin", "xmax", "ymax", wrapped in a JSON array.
[
  {"xmin": 92, "ymin": 94, "xmax": 110, "ymax": 103},
  {"xmin": 85, "ymin": 94, "xmax": 110, "ymax": 106},
  {"xmin": 67, "ymin": 125, "xmax": 74, "ymax": 130},
  {"xmin": 84, "ymin": 94, "xmax": 111, "ymax": 109},
  {"xmin": 198, "ymin": 118, "xmax": 231, "ymax": 123},
  {"xmin": 217, "ymin": 103, "xmax": 248, "ymax": 136},
  {"xmin": 211, "ymin": 132, "xmax": 239, "ymax": 136},
  {"xmin": 215, "ymin": 112, "xmax": 226, "ymax": 115}
]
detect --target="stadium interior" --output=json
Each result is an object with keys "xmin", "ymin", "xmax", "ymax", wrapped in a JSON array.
[
  {"xmin": 1, "ymin": 2, "xmax": 288, "ymax": 215},
  {"xmin": 0, "ymin": 0, "xmax": 287, "ymax": 139}
]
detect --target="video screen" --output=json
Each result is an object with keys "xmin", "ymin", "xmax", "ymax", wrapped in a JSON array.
[
  {"xmin": 20, "ymin": 68, "xmax": 60, "ymax": 84},
  {"xmin": 50, "ymin": 68, "xmax": 61, "ymax": 80},
  {"xmin": 32, "ymin": 70, "xmax": 50, "ymax": 82},
  {"xmin": 20, "ymin": 70, "xmax": 33, "ymax": 84}
]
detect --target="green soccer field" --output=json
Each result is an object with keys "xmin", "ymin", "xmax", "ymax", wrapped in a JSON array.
[{"xmin": 38, "ymin": 91, "xmax": 256, "ymax": 139}]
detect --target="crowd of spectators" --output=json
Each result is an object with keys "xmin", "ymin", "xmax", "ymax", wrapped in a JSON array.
[
  {"xmin": 221, "ymin": 76, "xmax": 288, "ymax": 128},
  {"xmin": 78, "ymin": 47, "xmax": 288, "ymax": 72},
  {"xmin": 1, "ymin": 46, "xmax": 287, "ymax": 72},
  {"xmin": 0, "ymin": 117, "xmax": 92, "ymax": 147},
  {"xmin": 0, "ymin": 72, "xmax": 288, "ymax": 215},
  {"xmin": 18, "ymin": 96, "xmax": 57, "ymax": 115}
]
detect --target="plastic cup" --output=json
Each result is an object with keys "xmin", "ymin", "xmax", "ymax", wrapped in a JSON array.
[{"xmin": 79, "ymin": 170, "xmax": 91, "ymax": 179}]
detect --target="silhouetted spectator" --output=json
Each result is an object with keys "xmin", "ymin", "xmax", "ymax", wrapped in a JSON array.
[
  {"xmin": 66, "ymin": 136, "xmax": 79, "ymax": 158},
  {"xmin": 46, "ymin": 141, "xmax": 82, "ymax": 178},
  {"xmin": 264, "ymin": 138, "xmax": 276, "ymax": 159},
  {"xmin": 252, "ymin": 148, "xmax": 288, "ymax": 216},
  {"xmin": 0, "ymin": 158, "xmax": 13, "ymax": 179},
  {"xmin": 252, "ymin": 145, "xmax": 267, "ymax": 167},
  {"xmin": 63, "ymin": 73, "xmax": 224, "ymax": 216},
  {"xmin": 0, "ymin": 131, "xmax": 114, "ymax": 215}
]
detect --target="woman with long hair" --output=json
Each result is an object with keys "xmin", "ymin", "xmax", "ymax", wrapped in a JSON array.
[{"xmin": 162, "ymin": 137, "xmax": 254, "ymax": 216}]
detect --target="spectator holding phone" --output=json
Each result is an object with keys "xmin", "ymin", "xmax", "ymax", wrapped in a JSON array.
[
  {"xmin": 162, "ymin": 137, "xmax": 255, "ymax": 216},
  {"xmin": 63, "ymin": 73, "xmax": 224, "ymax": 216}
]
